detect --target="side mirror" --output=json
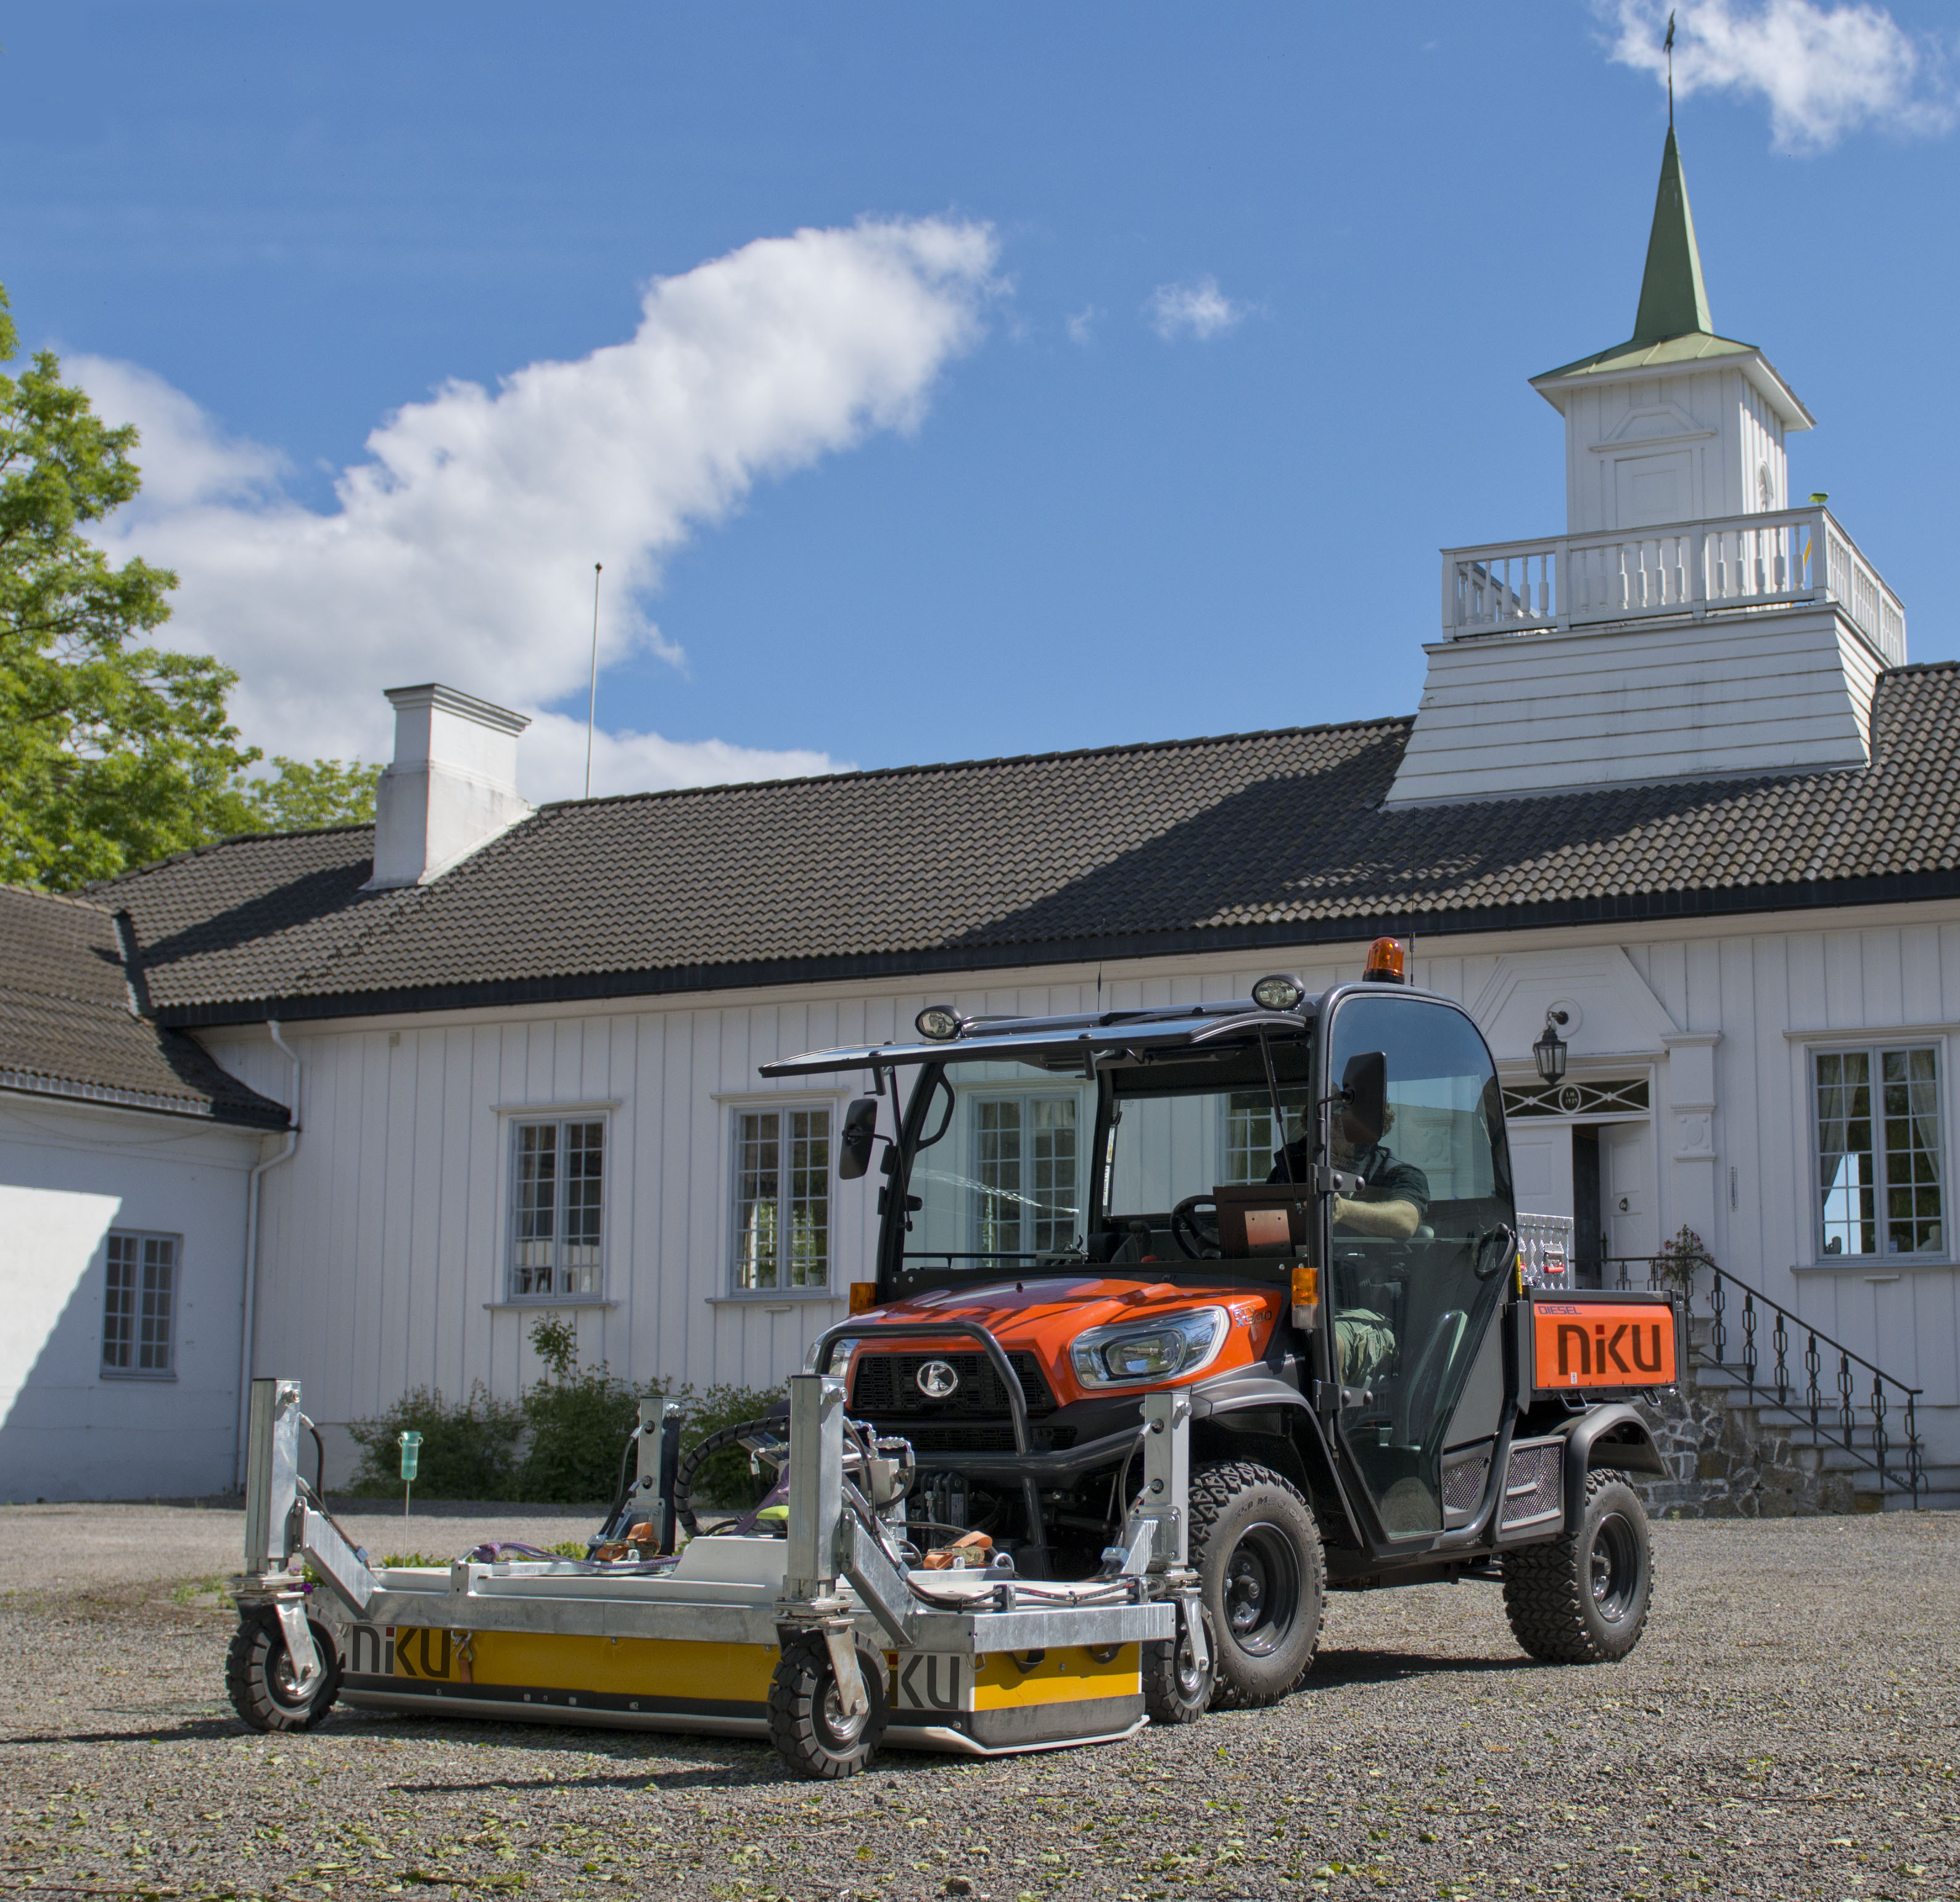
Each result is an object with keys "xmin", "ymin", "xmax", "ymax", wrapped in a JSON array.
[
  {"xmin": 1340, "ymin": 1051, "xmax": 1387, "ymax": 1145},
  {"xmin": 838, "ymin": 1097, "xmax": 879, "ymax": 1180}
]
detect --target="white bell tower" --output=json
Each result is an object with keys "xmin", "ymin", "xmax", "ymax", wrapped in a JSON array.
[
  {"xmin": 1383, "ymin": 128, "xmax": 1907, "ymax": 809},
  {"xmin": 1531, "ymin": 128, "xmax": 1813, "ymax": 535}
]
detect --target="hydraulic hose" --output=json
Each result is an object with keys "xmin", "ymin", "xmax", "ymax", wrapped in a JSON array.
[
  {"xmin": 598, "ymin": 1428, "xmax": 639, "ymax": 1541},
  {"xmin": 297, "ymin": 1413, "xmax": 327, "ymax": 1499},
  {"xmin": 672, "ymin": 1418, "xmax": 781, "ymax": 1537}
]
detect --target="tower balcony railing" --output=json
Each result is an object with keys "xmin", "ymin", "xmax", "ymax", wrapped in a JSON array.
[{"xmin": 1440, "ymin": 503, "xmax": 1905, "ymax": 669}]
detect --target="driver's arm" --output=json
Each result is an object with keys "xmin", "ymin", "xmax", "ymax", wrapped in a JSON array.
[{"xmin": 1331, "ymin": 1194, "xmax": 1420, "ymax": 1241}]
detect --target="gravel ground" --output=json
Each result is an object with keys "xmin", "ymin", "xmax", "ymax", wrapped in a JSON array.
[
  {"xmin": 0, "ymin": 1502, "xmax": 611, "ymax": 1594},
  {"xmin": 0, "ymin": 1512, "xmax": 1954, "ymax": 1902}
]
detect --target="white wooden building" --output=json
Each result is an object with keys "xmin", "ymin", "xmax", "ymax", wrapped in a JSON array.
[
  {"xmin": 4, "ymin": 129, "xmax": 1956, "ymax": 1502},
  {"xmin": 0, "ymin": 889, "xmax": 289, "ymax": 1501}
]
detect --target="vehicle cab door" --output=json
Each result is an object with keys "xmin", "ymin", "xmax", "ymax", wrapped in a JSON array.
[{"xmin": 1320, "ymin": 992, "xmax": 1517, "ymax": 1541}]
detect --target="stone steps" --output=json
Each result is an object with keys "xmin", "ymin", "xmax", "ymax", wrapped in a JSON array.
[{"xmin": 1633, "ymin": 1327, "xmax": 1941, "ymax": 1516}]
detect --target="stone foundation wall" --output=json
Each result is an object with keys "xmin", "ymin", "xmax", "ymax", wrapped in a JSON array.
[{"xmin": 1631, "ymin": 1381, "xmax": 1857, "ymax": 1518}]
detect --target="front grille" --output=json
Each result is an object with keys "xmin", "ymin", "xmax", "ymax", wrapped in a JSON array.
[
  {"xmin": 850, "ymin": 1351, "xmax": 1055, "ymax": 1420},
  {"xmin": 1500, "ymin": 1443, "xmax": 1562, "ymax": 1526},
  {"xmin": 1442, "ymin": 1455, "xmax": 1489, "ymax": 1515}
]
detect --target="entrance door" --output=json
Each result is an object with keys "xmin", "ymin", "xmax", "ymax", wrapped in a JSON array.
[
  {"xmin": 1604, "ymin": 1123, "xmax": 1658, "ymax": 1272},
  {"xmin": 1507, "ymin": 1123, "xmax": 1574, "ymax": 1225},
  {"xmin": 1324, "ymin": 994, "xmax": 1517, "ymax": 1541}
]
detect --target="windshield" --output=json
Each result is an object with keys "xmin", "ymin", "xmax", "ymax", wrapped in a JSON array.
[
  {"xmin": 894, "ymin": 1034, "xmax": 1316, "ymax": 1288},
  {"xmin": 904, "ymin": 1061, "xmax": 1096, "ymax": 1277}
]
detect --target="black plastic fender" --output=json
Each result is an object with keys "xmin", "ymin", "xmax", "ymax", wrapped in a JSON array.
[
  {"xmin": 1554, "ymin": 1402, "xmax": 1667, "ymax": 1528},
  {"xmin": 1188, "ymin": 1370, "xmax": 1365, "ymax": 1552},
  {"xmin": 1188, "ymin": 1372, "xmax": 1314, "ymax": 1420}
]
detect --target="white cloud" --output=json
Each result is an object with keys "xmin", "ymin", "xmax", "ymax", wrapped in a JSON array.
[
  {"xmin": 523, "ymin": 711, "xmax": 844, "ymax": 802},
  {"xmin": 1145, "ymin": 276, "xmax": 1243, "ymax": 342},
  {"xmin": 1602, "ymin": 0, "xmax": 1954, "ymax": 152},
  {"xmin": 78, "ymin": 356, "xmax": 289, "ymax": 511},
  {"xmin": 1065, "ymin": 304, "xmax": 1099, "ymax": 345},
  {"xmin": 79, "ymin": 216, "xmax": 997, "ymax": 801}
]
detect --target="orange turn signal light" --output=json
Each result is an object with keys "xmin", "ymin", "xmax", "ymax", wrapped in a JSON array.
[
  {"xmin": 1290, "ymin": 1264, "xmax": 1318, "ymax": 1306},
  {"xmin": 1362, "ymin": 936, "xmax": 1407, "ymax": 985},
  {"xmin": 848, "ymin": 1283, "xmax": 877, "ymax": 1315}
]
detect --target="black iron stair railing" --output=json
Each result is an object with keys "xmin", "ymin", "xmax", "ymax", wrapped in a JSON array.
[{"xmin": 1608, "ymin": 1255, "xmax": 1925, "ymax": 1507}]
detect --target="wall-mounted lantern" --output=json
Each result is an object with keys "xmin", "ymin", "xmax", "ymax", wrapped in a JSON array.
[{"xmin": 1533, "ymin": 1008, "xmax": 1570, "ymax": 1085}]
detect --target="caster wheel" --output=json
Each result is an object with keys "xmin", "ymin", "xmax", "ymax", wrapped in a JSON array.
[
  {"xmin": 226, "ymin": 1606, "xmax": 342, "ymax": 1732},
  {"xmin": 768, "ymin": 1632, "xmax": 888, "ymax": 1779}
]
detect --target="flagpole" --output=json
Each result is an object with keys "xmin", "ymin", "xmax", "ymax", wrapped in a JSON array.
[{"xmin": 583, "ymin": 562, "xmax": 603, "ymax": 801}]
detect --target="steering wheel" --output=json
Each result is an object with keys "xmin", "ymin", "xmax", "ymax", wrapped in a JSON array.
[{"xmin": 1170, "ymin": 1195, "xmax": 1222, "ymax": 1261}]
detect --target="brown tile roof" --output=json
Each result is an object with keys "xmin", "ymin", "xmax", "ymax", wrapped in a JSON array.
[
  {"xmin": 0, "ymin": 886, "xmax": 289, "ymax": 1126},
  {"xmin": 94, "ymin": 662, "xmax": 1960, "ymax": 1026}
]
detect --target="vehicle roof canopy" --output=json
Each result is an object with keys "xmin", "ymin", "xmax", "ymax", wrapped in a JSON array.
[{"xmin": 759, "ymin": 997, "xmax": 1320, "ymax": 1079}]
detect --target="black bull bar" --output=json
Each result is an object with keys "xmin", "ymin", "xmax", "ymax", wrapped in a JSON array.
[{"xmin": 809, "ymin": 1317, "xmax": 1147, "ymax": 1547}]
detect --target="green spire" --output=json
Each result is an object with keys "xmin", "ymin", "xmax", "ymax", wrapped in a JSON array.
[{"xmin": 1631, "ymin": 127, "xmax": 1713, "ymax": 345}]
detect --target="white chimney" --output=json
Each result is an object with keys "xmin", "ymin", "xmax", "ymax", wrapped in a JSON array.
[{"xmin": 366, "ymin": 683, "xmax": 532, "ymax": 889}]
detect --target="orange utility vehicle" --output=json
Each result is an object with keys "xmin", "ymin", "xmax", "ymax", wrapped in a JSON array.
[{"xmin": 763, "ymin": 940, "xmax": 1681, "ymax": 1717}]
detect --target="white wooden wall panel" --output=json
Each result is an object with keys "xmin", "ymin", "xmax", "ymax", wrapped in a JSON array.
[
  {"xmin": 194, "ymin": 911, "xmax": 1960, "ymax": 1473},
  {"xmin": 0, "ymin": 1100, "xmax": 264, "ymax": 1500},
  {"xmin": 1390, "ymin": 609, "xmax": 1874, "ymax": 802}
]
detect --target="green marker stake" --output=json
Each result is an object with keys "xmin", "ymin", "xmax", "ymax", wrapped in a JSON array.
[{"xmin": 399, "ymin": 1430, "xmax": 422, "ymax": 1523}]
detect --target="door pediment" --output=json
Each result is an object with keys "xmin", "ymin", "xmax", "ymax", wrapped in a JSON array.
[{"xmin": 1466, "ymin": 947, "xmax": 1677, "ymax": 1064}]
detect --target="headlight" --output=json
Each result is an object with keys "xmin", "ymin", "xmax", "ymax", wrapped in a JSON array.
[
  {"xmin": 1251, "ymin": 973, "xmax": 1305, "ymax": 1011},
  {"xmin": 915, "ymin": 1005, "xmax": 963, "ymax": 1041},
  {"xmin": 1069, "ymin": 1307, "xmax": 1228, "ymax": 1388}
]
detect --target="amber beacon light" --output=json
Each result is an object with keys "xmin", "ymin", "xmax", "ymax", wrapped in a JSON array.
[{"xmin": 1362, "ymin": 937, "xmax": 1408, "ymax": 984}]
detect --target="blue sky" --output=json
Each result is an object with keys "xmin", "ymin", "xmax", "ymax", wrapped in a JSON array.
[{"xmin": 2, "ymin": 2, "xmax": 1955, "ymax": 798}]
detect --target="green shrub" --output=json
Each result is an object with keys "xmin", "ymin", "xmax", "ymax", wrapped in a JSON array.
[
  {"xmin": 341, "ymin": 1321, "xmax": 789, "ymax": 1508},
  {"xmin": 512, "ymin": 1361, "xmax": 645, "ymax": 1504},
  {"xmin": 345, "ymin": 1383, "xmax": 524, "ymax": 1499}
]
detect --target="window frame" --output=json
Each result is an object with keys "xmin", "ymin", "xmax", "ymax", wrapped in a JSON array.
[
  {"xmin": 504, "ymin": 1114, "xmax": 611, "ymax": 1303},
  {"xmin": 1809, "ymin": 1040, "xmax": 1948, "ymax": 1262},
  {"xmin": 100, "ymin": 1228, "xmax": 181, "ymax": 1381},
  {"xmin": 966, "ymin": 1086, "xmax": 1085, "ymax": 1260},
  {"xmin": 728, "ymin": 1099, "xmax": 836, "ymax": 1296},
  {"xmin": 1216, "ymin": 1085, "xmax": 1317, "ymax": 1187}
]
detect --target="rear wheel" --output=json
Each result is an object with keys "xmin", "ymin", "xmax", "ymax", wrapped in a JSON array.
[
  {"xmin": 768, "ymin": 1633, "xmax": 888, "ymax": 1779},
  {"xmin": 1188, "ymin": 1460, "xmax": 1325, "ymax": 1709},
  {"xmin": 225, "ymin": 1607, "xmax": 341, "ymax": 1732},
  {"xmin": 1502, "ymin": 1467, "xmax": 1653, "ymax": 1664}
]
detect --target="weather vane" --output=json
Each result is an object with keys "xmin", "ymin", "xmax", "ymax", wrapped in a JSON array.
[{"xmin": 1665, "ymin": 9, "xmax": 1676, "ymax": 126}]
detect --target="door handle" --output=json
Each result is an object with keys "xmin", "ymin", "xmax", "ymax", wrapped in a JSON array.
[{"xmin": 1475, "ymin": 1222, "xmax": 1515, "ymax": 1280}]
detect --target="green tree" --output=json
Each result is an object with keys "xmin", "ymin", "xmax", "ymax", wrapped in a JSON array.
[
  {"xmin": 1, "ymin": 282, "xmax": 390, "ymax": 891},
  {"xmin": 0, "ymin": 281, "xmax": 275, "ymax": 889},
  {"xmin": 233, "ymin": 755, "xmax": 381, "ymax": 831}
]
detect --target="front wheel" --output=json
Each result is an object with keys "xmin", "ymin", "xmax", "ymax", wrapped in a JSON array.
[
  {"xmin": 1502, "ymin": 1467, "xmax": 1654, "ymax": 1664},
  {"xmin": 225, "ymin": 1607, "xmax": 342, "ymax": 1732},
  {"xmin": 768, "ymin": 1633, "xmax": 889, "ymax": 1779},
  {"xmin": 1189, "ymin": 1460, "xmax": 1325, "ymax": 1709}
]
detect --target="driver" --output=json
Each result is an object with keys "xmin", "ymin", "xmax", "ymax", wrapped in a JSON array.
[
  {"xmin": 1272, "ymin": 1103, "xmax": 1430, "ymax": 1393},
  {"xmin": 1269, "ymin": 1101, "xmax": 1430, "ymax": 1240}
]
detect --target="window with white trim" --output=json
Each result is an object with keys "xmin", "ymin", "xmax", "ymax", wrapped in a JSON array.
[
  {"xmin": 102, "ymin": 1230, "xmax": 178, "ymax": 1377},
  {"xmin": 974, "ymin": 1093, "xmax": 1079, "ymax": 1256},
  {"xmin": 1219, "ymin": 1087, "xmax": 1315, "ymax": 1184},
  {"xmin": 508, "ymin": 1118, "xmax": 606, "ymax": 1298},
  {"xmin": 733, "ymin": 1106, "xmax": 831, "ymax": 1291},
  {"xmin": 1814, "ymin": 1047, "xmax": 1944, "ymax": 1258}
]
